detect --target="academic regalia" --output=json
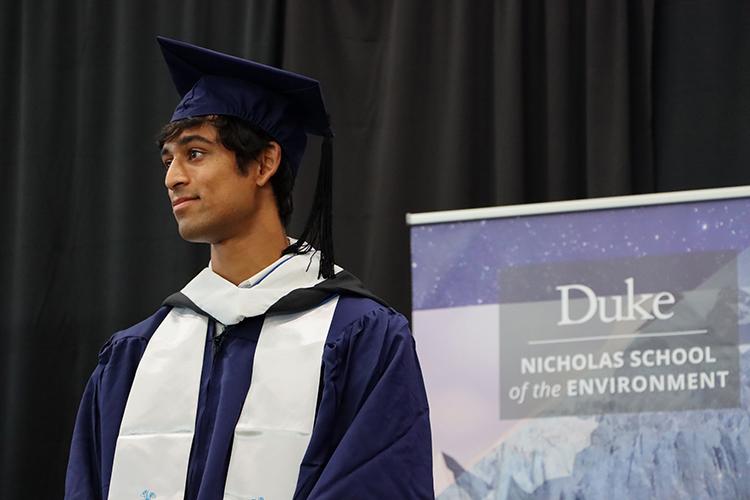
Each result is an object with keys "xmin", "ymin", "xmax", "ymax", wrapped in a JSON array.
[
  {"xmin": 66, "ymin": 36, "xmax": 433, "ymax": 499},
  {"xmin": 65, "ymin": 269, "xmax": 433, "ymax": 499}
]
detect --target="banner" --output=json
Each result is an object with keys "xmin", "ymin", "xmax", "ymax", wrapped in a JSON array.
[{"xmin": 408, "ymin": 187, "xmax": 750, "ymax": 499}]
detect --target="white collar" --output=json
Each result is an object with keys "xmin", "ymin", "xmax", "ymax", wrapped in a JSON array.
[{"xmin": 183, "ymin": 250, "xmax": 337, "ymax": 325}]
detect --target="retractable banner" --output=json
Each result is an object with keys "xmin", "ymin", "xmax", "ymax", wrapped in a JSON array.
[{"xmin": 409, "ymin": 187, "xmax": 750, "ymax": 499}]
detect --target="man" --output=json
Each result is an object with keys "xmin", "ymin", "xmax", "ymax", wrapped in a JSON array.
[{"xmin": 65, "ymin": 36, "xmax": 433, "ymax": 499}]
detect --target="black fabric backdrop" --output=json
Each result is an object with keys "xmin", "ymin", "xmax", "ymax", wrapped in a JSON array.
[{"xmin": 1, "ymin": 1, "xmax": 749, "ymax": 497}]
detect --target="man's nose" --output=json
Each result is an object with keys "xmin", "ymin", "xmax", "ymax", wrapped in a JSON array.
[{"xmin": 165, "ymin": 159, "xmax": 189, "ymax": 190}]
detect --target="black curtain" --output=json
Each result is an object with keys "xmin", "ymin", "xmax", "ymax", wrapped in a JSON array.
[{"xmin": 1, "ymin": 1, "xmax": 748, "ymax": 497}]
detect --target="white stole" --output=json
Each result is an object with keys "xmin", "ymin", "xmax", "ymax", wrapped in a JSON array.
[{"xmin": 108, "ymin": 252, "xmax": 340, "ymax": 500}]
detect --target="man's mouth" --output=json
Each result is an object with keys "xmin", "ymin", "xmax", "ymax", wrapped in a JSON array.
[{"xmin": 172, "ymin": 196, "xmax": 199, "ymax": 209}]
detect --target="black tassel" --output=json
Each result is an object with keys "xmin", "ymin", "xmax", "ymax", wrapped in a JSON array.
[{"xmin": 284, "ymin": 135, "xmax": 335, "ymax": 278}]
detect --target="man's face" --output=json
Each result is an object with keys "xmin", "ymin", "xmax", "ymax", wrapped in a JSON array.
[{"xmin": 161, "ymin": 122, "xmax": 260, "ymax": 243}]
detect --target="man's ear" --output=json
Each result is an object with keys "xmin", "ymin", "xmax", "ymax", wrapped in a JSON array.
[{"xmin": 256, "ymin": 141, "xmax": 281, "ymax": 187}]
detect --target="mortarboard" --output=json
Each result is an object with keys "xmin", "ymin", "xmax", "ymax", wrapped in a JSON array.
[
  {"xmin": 157, "ymin": 35, "xmax": 332, "ymax": 174},
  {"xmin": 157, "ymin": 36, "xmax": 335, "ymax": 278}
]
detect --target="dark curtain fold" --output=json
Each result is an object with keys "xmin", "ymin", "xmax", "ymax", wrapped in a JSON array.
[
  {"xmin": 285, "ymin": 0, "xmax": 657, "ymax": 307},
  {"xmin": 653, "ymin": 0, "xmax": 750, "ymax": 190},
  {"xmin": 1, "ymin": 1, "xmax": 748, "ymax": 497}
]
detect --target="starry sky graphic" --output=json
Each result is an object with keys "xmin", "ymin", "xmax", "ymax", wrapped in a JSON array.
[{"xmin": 410, "ymin": 198, "xmax": 750, "ymax": 311}]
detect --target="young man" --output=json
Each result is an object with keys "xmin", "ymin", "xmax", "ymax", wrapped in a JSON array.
[{"xmin": 65, "ymin": 37, "xmax": 433, "ymax": 499}]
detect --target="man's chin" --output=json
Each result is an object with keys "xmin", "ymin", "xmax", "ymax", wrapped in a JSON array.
[{"xmin": 176, "ymin": 223, "xmax": 212, "ymax": 243}]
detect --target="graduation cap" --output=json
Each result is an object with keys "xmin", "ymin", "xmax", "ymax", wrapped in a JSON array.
[{"xmin": 157, "ymin": 36, "xmax": 335, "ymax": 278}]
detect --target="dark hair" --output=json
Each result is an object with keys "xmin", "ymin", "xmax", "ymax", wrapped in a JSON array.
[{"xmin": 157, "ymin": 115, "xmax": 295, "ymax": 226}]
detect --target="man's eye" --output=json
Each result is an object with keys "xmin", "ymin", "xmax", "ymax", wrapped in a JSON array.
[
  {"xmin": 162, "ymin": 159, "xmax": 173, "ymax": 169},
  {"xmin": 189, "ymin": 149, "xmax": 204, "ymax": 160}
]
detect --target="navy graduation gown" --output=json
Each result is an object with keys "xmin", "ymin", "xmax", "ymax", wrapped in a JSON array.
[{"xmin": 65, "ymin": 295, "xmax": 434, "ymax": 499}]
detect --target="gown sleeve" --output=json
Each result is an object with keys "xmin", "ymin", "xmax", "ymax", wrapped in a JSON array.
[
  {"xmin": 64, "ymin": 335, "xmax": 149, "ymax": 500},
  {"xmin": 298, "ymin": 303, "xmax": 434, "ymax": 499}
]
